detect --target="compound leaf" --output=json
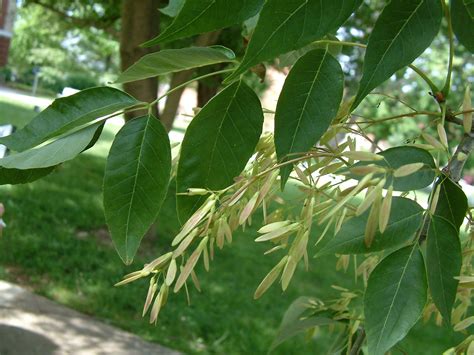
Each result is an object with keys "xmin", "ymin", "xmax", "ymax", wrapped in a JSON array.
[
  {"xmin": 0, "ymin": 87, "xmax": 140, "ymax": 152},
  {"xmin": 426, "ymin": 215, "xmax": 462, "ymax": 324},
  {"xmin": 0, "ymin": 123, "xmax": 102, "ymax": 169},
  {"xmin": 224, "ymin": 0, "xmax": 362, "ymax": 83},
  {"xmin": 177, "ymin": 81, "xmax": 263, "ymax": 222},
  {"xmin": 433, "ymin": 174, "xmax": 468, "ymax": 230},
  {"xmin": 365, "ymin": 245, "xmax": 427, "ymax": 355},
  {"xmin": 143, "ymin": 0, "xmax": 264, "ymax": 46},
  {"xmin": 160, "ymin": 0, "xmax": 185, "ymax": 17},
  {"xmin": 348, "ymin": 146, "xmax": 436, "ymax": 191},
  {"xmin": 317, "ymin": 197, "xmax": 423, "ymax": 255},
  {"xmin": 451, "ymin": 0, "xmax": 474, "ymax": 52},
  {"xmin": 275, "ymin": 49, "xmax": 343, "ymax": 188},
  {"xmin": 0, "ymin": 167, "xmax": 55, "ymax": 185},
  {"xmin": 104, "ymin": 115, "xmax": 171, "ymax": 264},
  {"xmin": 116, "ymin": 46, "xmax": 236, "ymax": 84},
  {"xmin": 352, "ymin": 0, "xmax": 442, "ymax": 109},
  {"xmin": 271, "ymin": 297, "xmax": 338, "ymax": 350}
]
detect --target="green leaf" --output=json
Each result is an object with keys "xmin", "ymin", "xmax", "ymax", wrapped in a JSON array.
[
  {"xmin": 0, "ymin": 123, "xmax": 102, "ymax": 169},
  {"xmin": 464, "ymin": 0, "xmax": 474, "ymax": 18},
  {"xmin": 242, "ymin": 13, "xmax": 259, "ymax": 38},
  {"xmin": 82, "ymin": 123, "xmax": 105, "ymax": 152},
  {"xmin": 160, "ymin": 0, "xmax": 185, "ymax": 17},
  {"xmin": 349, "ymin": 146, "xmax": 436, "ymax": 191},
  {"xmin": 270, "ymin": 297, "xmax": 338, "ymax": 350},
  {"xmin": 274, "ymin": 49, "xmax": 344, "ymax": 187},
  {"xmin": 224, "ymin": 0, "xmax": 362, "ymax": 83},
  {"xmin": 451, "ymin": 0, "xmax": 474, "ymax": 53},
  {"xmin": 177, "ymin": 81, "xmax": 263, "ymax": 222},
  {"xmin": 434, "ymin": 174, "xmax": 468, "ymax": 230},
  {"xmin": 351, "ymin": 0, "xmax": 442, "ymax": 110},
  {"xmin": 277, "ymin": 36, "xmax": 342, "ymax": 68},
  {"xmin": 317, "ymin": 197, "xmax": 423, "ymax": 256},
  {"xmin": 143, "ymin": 0, "xmax": 264, "ymax": 46},
  {"xmin": 0, "ymin": 166, "xmax": 55, "ymax": 185},
  {"xmin": 426, "ymin": 215, "xmax": 462, "ymax": 325},
  {"xmin": 0, "ymin": 87, "xmax": 140, "ymax": 152},
  {"xmin": 116, "ymin": 46, "xmax": 236, "ymax": 84},
  {"xmin": 104, "ymin": 115, "xmax": 171, "ymax": 264},
  {"xmin": 365, "ymin": 245, "xmax": 427, "ymax": 355}
]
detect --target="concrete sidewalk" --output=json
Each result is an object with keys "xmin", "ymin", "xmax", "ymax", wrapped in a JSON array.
[
  {"xmin": 0, "ymin": 280, "xmax": 180, "ymax": 355},
  {"xmin": 0, "ymin": 85, "xmax": 53, "ymax": 109}
]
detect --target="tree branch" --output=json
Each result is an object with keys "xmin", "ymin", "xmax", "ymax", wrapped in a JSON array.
[
  {"xmin": 444, "ymin": 131, "xmax": 474, "ymax": 182},
  {"xmin": 27, "ymin": 0, "xmax": 120, "ymax": 36},
  {"xmin": 349, "ymin": 328, "xmax": 366, "ymax": 355},
  {"xmin": 160, "ymin": 30, "xmax": 222, "ymax": 131},
  {"xmin": 446, "ymin": 109, "xmax": 474, "ymax": 128}
]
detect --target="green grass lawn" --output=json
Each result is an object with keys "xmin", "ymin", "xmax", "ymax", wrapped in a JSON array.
[
  {"xmin": 0, "ymin": 96, "xmax": 38, "ymax": 128},
  {"xmin": 0, "ymin": 100, "xmax": 467, "ymax": 354}
]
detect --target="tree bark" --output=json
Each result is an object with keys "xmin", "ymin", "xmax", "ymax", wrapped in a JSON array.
[
  {"xmin": 120, "ymin": 0, "xmax": 160, "ymax": 120},
  {"xmin": 160, "ymin": 69, "xmax": 194, "ymax": 131},
  {"xmin": 160, "ymin": 31, "xmax": 222, "ymax": 131},
  {"xmin": 197, "ymin": 72, "xmax": 220, "ymax": 108},
  {"xmin": 445, "ymin": 131, "xmax": 474, "ymax": 182}
]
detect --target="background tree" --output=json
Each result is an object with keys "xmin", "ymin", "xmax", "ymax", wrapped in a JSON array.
[
  {"xmin": 10, "ymin": 0, "xmax": 231, "ymax": 126},
  {"xmin": 0, "ymin": 0, "xmax": 473, "ymax": 353}
]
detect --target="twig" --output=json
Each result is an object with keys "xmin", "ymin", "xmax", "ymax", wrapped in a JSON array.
[
  {"xmin": 349, "ymin": 328, "xmax": 366, "ymax": 355},
  {"xmin": 441, "ymin": 0, "xmax": 455, "ymax": 97},
  {"xmin": 27, "ymin": 0, "xmax": 120, "ymax": 35},
  {"xmin": 445, "ymin": 132, "xmax": 474, "ymax": 182},
  {"xmin": 439, "ymin": 109, "xmax": 474, "ymax": 129},
  {"xmin": 148, "ymin": 68, "xmax": 235, "ymax": 108},
  {"xmin": 369, "ymin": 92, "xmax": 418, "ymax": 112},
  {"xmin": 355, "ymin": 111, "xmax": 440, "ymax": 125},
  {"xmin": 313, "ymin": 40, "xmax": 440, "ymax": 94},
  {"xmin": 445, "ymin": 114, "xmax": 464, "ymax": 126}
]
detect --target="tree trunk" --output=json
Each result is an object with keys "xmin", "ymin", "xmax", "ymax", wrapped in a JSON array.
[
  {"xmin": 197, "ymin": 65, "xmax": 222, "ymax": 108},
  {"xmin": 197, "ymin": 82, "xmax": 218, "ymax": 107},
  {"xmin": 120, "ymin": 0, "xmax": 160, "ymax": 120},
  {"xmin": 160, "ymin": 69, "xmax": 194, "ymax": 131},
  {"xmin": 160, "ymin": 31, "xmax": 222, "ymax": 130}
]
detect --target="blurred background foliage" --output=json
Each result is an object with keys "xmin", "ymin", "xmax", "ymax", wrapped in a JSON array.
[
  {"xmin": 3, "ymin": 1, "xmax": 471, "ymax": 159},
  {"xmin": 0, "ymin": 1, "xmax": 472, "ymax": 353},
  {"xmin": 4, "ymin": 2, "xmax": 119, "ymax": 92}
]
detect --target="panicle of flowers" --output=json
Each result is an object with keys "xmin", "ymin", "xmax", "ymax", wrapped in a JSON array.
[
  {"xmin": 115, "ymin": 128, "xmax": 434, "ymax": 324},
  {"xmin": 115, "ymin": 133, "xmax": 283, "ymax": 323}
]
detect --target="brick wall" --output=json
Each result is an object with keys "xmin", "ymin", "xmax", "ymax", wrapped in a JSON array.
[
  {"xmin": 0, "ymin": 0, "xmax": 11, "ymax": 67},
  {"xmin": 0, "ymin": 0, "xmax": 7, "ymax": 28},
  {"xmin": 0, "ymin": 37, "xmax": 10, "ymax": 67}
]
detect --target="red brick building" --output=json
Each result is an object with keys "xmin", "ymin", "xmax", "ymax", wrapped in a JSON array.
[{"xmin": 0, "ymin": 0, "xmax": 16, "ymax": 67}]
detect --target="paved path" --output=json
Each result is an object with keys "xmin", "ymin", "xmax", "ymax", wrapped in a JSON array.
[
  {"xmin": 0, "ymin": 281, "xmax": 180, "ymax": 355},
  {"xmin": 0, "ymin": 85, "xmax": 53, "ymax": 109}
]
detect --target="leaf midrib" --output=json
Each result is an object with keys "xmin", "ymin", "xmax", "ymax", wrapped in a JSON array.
[
  {"xmin": 322, "ymin": 210, "xmax": 423, "ymax": 253},
  {"xmin": 358, "ymin": 0, "xmax": 424, "ymax": 99},
  {"xmin": 374, "ymin": 245, "xmax": 417, "ymax": 353},
  {"xmin": 204, "ymin": 81, "xmax": 242, "ymax": 187},
  {"xmin": 124, "ymin": 117, "xmax": 151, "ymax": 263},
  {"xmin": 119, "ymin": 48, "xmax": 233, "ymax": 83},
  {"xmin": 160, "ymin": 0, "xmax": 216, "ymax": 41},
  {"xmin": 243, "ymin": 0, "xmax": 308, "ymax": 70},
  {"xmin": 0, "ymin": 125, "xmax": 97, "ymax": 169},
  {"xmin": 430, "ymin": 217, "xmax": 450, "ymax": 320},
  {"xmin": 440, "ymin": 182, "xmax": 457, "ymax": 226},
  {"xmin": 6, "ymin": 97, "xmax": 135, "ymax": 151},
  {"xmin": 287, "ymin": 50, "xmax": 328, "ymax": 156},
  {"xmin": 185, "ymin": 81, "xmax": 243, "ymax": 216}
]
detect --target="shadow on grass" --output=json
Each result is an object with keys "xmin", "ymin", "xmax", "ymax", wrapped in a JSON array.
[{"xmin": 0, "ymin": 152, "xmax": 466, "ymax": 354}]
